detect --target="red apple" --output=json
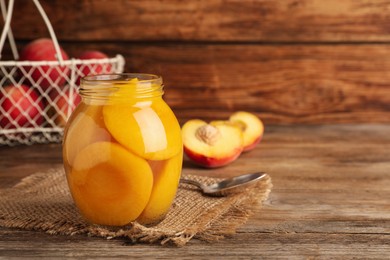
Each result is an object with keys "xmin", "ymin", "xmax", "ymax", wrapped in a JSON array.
[
  {"xmin": 229, "ymin": 111, "xmax": 264, "ymax": 152},
  {"xmin": 19, "ymin": 38, "xmax": 69, "ymax": 90},
  {"xmin": 76, "ymin": 51, "xmax": 111, "ymax": 85},
  {"xmin": 0, "ymin": 85, "xmax": 44, "ymax": 128},
  {"xmin": 49, "ymin": 86, "xmax": 81, "ymax": 127},
  {"xmin": 182, "ymin": 119, "xmax": 243, "ymax": 168}
]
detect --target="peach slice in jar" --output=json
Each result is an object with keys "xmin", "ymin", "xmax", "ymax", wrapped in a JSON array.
[
  {"xmin": 63, "ymin": 103, "xmax": 112, "ymax": 167},
  {"xmin": 103, "ymin": 98, "xmax": 182, "ymax": 160},
  {"xmin": 67, "ymin": 141, "xmax": 153, "ymax": 226},
  {"xmin": 137, "ymin": 150, "xmax": 183, "ymax": 225}
]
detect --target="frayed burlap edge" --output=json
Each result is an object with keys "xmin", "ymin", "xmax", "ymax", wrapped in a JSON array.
[
  {"xmin": 114, "ymin": 175, "xmax": 272, "ymax": 246},
  {"xmin": 0, "ymin": 167, "xmax": 272, "ymax": 246}
]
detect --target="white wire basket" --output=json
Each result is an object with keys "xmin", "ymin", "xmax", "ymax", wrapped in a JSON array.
[{"xmin": 0, "ymin": 0, "xmax": 125, "ymax": 146}]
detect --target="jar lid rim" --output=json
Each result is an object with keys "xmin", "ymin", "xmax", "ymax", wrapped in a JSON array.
[{"xmin": 82, "ymin": 73, "xmax": 162, "ymax": 84}]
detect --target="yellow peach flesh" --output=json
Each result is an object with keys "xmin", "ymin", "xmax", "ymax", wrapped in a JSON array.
[
  {"xmin": 229, "ymin": 111, "xmax": 264, "ymax": 151},
  {"xmin": 63, "ymin": 103, "xmax": 112, "ymax": 167},
  {"xmin": 103, "ymin": 98, "xmax": 182, "ymax": 160},
  {"xmin": 182, "ymin": 120, "xmax": 242, "ymax": 159},
  {"xmin": 137, "ymin": 151, "xmax": 183, "ymax": 224},
  {"xmin": 67, "ymin": 141, "xmax": 153, "ymax": 226},
  {"xmin": 182, "ymin": 119, "xmax": 243, "ymax": 167}
]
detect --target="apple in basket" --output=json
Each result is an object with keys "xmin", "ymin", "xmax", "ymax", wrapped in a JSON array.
[
  {"xmin": 49, "ymin": 87, "xmax": 81, "ymax": 127},
  {"xmin": 0, "ymin": 84, "xmax": 44, "ymax": 129},
  {"xmin": 18, "ymin": 38, "xmax": 69, "ymax": 91},
  {"xmin": 76, "ymin": 51, "xmax": 111, "ymax": 85}
]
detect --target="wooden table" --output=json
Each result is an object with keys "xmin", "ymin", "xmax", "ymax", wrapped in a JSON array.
[{"xmin": 1, "ymin": 124, "xmax": 389, "ymax": 258}]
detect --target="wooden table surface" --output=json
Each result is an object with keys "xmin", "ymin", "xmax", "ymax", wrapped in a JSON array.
[{"xmin": 0, "ymin": 124, "xmax": 389, "ymax": 258}]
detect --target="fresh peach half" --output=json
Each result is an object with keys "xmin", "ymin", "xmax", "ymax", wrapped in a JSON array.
[
  {"xmin": 229, "ymin": 111, "xmax": 264, "ymax": 152},
  {"xmin": 182, "ymin": 119, "xmax": 243, "ymax": 168}
]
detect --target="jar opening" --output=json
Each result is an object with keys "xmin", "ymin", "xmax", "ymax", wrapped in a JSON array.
[
  {"xmin": 82, "ymin": 73, "xmax": 162, "ymax": 84},
  {"xmin": 79, "ymin": 73, "xmax": 164, "ymax": 101}
]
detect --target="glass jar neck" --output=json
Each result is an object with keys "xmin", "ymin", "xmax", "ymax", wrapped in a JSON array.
[{"xmin": 79, "ymin": 73, "xmax": 164, "ymax": 102}]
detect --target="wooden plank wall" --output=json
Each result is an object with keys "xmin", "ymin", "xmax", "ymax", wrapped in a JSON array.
[{"xmin": 2, "ymin": 0, "xmax": 390, "ymax": 124}]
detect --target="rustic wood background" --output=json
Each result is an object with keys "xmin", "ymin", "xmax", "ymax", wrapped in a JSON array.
[{"xmin": 2, "ymin": 0, "xmax": 390, "ymax": 124}]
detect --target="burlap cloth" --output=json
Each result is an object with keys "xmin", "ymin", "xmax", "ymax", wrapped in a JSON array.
[{"xmin": 0, "ymin": 167, "xmax": 272, "ymax": 246}]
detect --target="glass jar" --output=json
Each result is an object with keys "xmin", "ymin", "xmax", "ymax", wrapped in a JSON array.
[{"xmin": 62, "ymin": 73, "xmax": 183, "ymax": 226}]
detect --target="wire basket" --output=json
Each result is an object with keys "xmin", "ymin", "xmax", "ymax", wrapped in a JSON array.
[{"xmin": 0, "ymin": 0, "xmax": 125, "ymax": 146}]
